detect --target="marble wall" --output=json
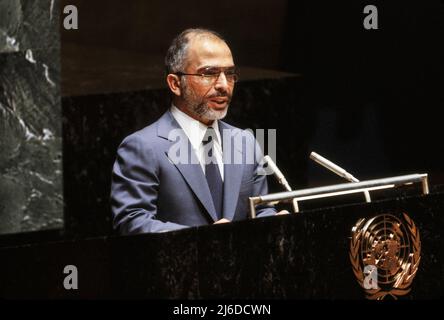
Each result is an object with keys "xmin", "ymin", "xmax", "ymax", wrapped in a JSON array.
[{"xmin": 0, "ymin": 0, "xmax": 62, "ymax": 234}]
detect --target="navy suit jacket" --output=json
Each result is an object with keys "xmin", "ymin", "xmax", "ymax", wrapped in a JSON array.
[{"xmin": 111, "ymin": 110, "xmax": 275, "ymax": 234}]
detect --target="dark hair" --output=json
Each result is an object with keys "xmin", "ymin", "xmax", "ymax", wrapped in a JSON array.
[{"xmin": 165, "ymin": 28, "xmax": 225, "ymax": 74}]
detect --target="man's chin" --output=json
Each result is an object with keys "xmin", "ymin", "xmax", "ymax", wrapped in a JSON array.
[
  {"xmin": 190, "ymin": 102, "xmax": 229, "ymax": 123},
  {"xmin": 208, "ymin": 106, "xmax": 228, "ymax": 120}
]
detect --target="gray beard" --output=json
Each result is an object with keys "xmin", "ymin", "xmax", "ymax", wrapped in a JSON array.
[
  {"xmin": 182, "ymin": 81, "xmax": 229, "ymax": 121},
  {"xmin": 193, "ymin": 101, "xmax": 228, "ymax": 120}
]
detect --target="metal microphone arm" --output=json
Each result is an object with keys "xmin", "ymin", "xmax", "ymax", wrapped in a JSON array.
[
  {"xmin": 310, "ymin": 152, "xmax": 371, "ymax": 203},
  {"xmin": 263, "ymin": 155, "xmax": 299, "ymax": 212},
  {"xmin": 264, "ymin": 155, "xmax": 291, "ymax": 191}
]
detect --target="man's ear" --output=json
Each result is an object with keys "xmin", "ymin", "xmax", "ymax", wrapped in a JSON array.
[{"xmin": 166, "ymin": 74, "xmax": 182, "ymax": 97}]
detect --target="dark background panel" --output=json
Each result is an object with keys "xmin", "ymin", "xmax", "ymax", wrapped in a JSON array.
[
  {"xmin": 281, "ymin": 0, "xmax": 444, "ymax": 185},
  {"xmin": 60, "ymin": 0, "xmax": 444, "ymax": 184},
  {"xmin": 60, "ymin": 0, "xmax": 288, "ymax": 69}
]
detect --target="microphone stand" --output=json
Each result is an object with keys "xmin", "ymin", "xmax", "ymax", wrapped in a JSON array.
[{"xmin": 264, "ymin": 155, "xmax": 300, "ymax": 213}]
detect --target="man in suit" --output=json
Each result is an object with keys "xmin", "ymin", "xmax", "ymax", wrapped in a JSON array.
[{"xmin": 111, "ymin": 28, "xmax": 285, "ymax": 234}]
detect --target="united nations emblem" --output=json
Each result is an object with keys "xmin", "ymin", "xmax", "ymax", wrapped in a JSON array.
[{"xmin": 350, "ymin": 213, "xmax": 421, "ymax": 299}]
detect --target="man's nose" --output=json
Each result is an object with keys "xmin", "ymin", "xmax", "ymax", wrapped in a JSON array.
[{"xmin": 214, "ymin": 72, "xmax": 230, "ymax": 91}]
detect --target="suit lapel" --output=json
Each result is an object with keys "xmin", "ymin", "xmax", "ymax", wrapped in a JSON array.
[
  {"xmin": 171, "ymin": 150, "xmax": 218, "ymax": 222},
  {"xmin": 219, "ymin": 122, "xmax": 244, "ymax": 221},
  {"xmin": 158, "ymin": 111, "xmax": 218, "ymax": 222}
]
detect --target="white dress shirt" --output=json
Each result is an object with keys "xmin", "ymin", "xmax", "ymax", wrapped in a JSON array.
[{"xmin": 171, "ymin": 105, "xmax": 224, "ymax": 180}]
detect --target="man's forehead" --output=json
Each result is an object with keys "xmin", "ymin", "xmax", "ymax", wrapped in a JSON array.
[{"xmin": 186, "ymin": 35, "xmax": 234, "ymax": 68}]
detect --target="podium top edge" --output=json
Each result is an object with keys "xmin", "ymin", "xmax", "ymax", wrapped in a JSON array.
[{"xmin": 259, "ymin": 173, "xmax": 428, "ymax": 202}]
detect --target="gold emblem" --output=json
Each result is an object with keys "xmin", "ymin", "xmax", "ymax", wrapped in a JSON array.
[{"xmin": 350, "ymin": 213, "xmax": 421, "ymax": 299}]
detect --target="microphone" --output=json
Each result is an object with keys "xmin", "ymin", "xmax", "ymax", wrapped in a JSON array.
[
  {"xmin": 264, "ymin": 155, "xmax": 292, "ymax": 191},
  {"xmin": 264, "ymin": 155, "xmax": 299, "ymax": 212},
  {"xmin": 310, "ymin": 152, "xmax": 359, "ymax": 182},
  {"xmin": 309, "ymin": 152, "xmax": 371, "ymax": 202}
]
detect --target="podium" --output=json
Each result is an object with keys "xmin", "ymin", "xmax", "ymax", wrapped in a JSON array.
[{"xmin": 0, "ymin": 189, "xmax": 442, "ymax": 299}]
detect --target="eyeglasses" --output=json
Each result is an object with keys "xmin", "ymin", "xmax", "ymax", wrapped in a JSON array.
[{"xmin": 174, "ymin": 67, "xmax": 239, "ymax": 85}]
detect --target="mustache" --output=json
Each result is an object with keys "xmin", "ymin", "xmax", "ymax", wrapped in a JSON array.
[{"xmin": 207, "ymin": 93, "xmax": 231, "ymax": 99}]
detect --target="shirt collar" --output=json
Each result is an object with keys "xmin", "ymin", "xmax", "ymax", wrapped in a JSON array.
[{"xmin": 170, "ymin": 105, "xmax": 221, "ymax": 150}]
